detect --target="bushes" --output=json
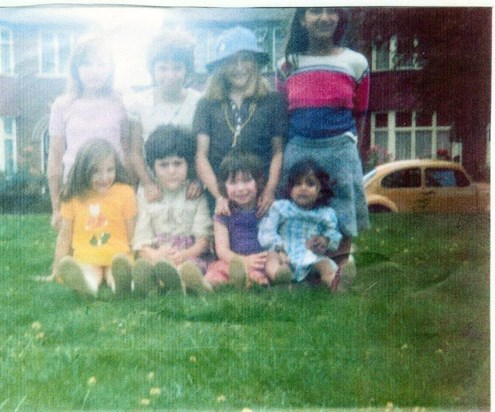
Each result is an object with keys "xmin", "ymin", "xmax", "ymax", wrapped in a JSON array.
[{"xmin": 0, "ymin": 171, "xmax": 51, "ymax": 214}]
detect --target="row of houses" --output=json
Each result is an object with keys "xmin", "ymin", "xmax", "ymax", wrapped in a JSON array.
[{"xmin": 0, "ymin": 6, "xmax": 491, "ymax": 183}]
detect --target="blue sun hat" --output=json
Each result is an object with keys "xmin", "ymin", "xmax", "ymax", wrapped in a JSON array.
[{"xmin": 206, "ymin": 26, "xmax": 270, "ymax": 72}]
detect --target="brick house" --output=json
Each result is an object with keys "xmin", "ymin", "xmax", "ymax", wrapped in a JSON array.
[{"xmin": 0, "ymin": 6, "xmax": 490, "ymax": 185}]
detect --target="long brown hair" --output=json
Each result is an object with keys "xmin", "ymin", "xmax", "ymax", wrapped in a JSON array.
[{"xmin": 60, "ymin": 138, "xmax": 129, "ymax": 202}]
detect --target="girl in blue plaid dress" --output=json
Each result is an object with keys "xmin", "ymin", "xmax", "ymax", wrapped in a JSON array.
[{"xmin": 258, "ymin": 159, "xmax": 342, "ymax": 290}]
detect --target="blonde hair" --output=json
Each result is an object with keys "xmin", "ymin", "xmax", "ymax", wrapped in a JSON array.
[
  {"xmin": 61, "ymin": 138, "xmax": 129, "ymax": 202},
  {"xmin": 203, "ymin": 59, "xmax": 271, "ymax": 101}
]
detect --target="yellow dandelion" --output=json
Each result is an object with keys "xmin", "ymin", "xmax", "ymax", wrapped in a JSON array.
[
  {"xmin": 35, "ymin": 332, "xmax": 45, "ymax": 340},
  {"xmin": 242, "ymin": 408, "xmax": 253, "ymax": 412},
  {"xmin": 150, "ymin": 387, "xmax": 161, "ymax": 396},
  {"xmin": 140, "ymin": 398, "xmax": 150, "ymax": 406},
  {"xmin": 87, "ymin": 376, "xmax": 97, "ymax": 386},
  {"xmin": 189, "ymin": 355, "xmax": 197, "ymax": 363},
  {"xmin": 31, "ymin": 321, "xmax": 42, "ymax": 330},
  {"xmin": 147, "ymin": 372, "xmax": 155, "ymax": 381},
  {"xmin": 217, "ymin": 395, "xmax": 226, "ymax": 402}
]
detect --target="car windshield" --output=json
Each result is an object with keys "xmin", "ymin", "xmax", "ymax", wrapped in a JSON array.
[{"xmin": 363, "ymin": 169, "xmax": 376, "ymax": 184}]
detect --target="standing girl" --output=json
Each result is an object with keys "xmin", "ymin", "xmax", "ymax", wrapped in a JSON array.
[
  {"xmin": 49, "ymin": 138, "xmax": 136, "ymax": 297},
  {"xmin": 194, "ymin": 26, "xmax": 288, "ymax": 217},
  {"xmin": 205, "ymin": 152, "xmax": 292, "ymax": 289},
  {"xmin": 127, "ymin": 29, "xmax": 202, "ymax": 202},
  {"xmin": 259, "ymin": 159, "xmax": 342, "ymax": 290},
  {"xmin": 48, "ymin": 35, "xmax": 132, "ymax": 230},
  {"xmin": 277, "ymin": 8, "xmax": 370, "ymax": 267},
  {"xmin": 131, "ymin": 125, "xmax": 212, "ymax": 295}
]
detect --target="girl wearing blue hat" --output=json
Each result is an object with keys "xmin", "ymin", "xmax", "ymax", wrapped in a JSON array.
[{"xmin": 194, "ymin": 26, "xmax": 288, "ymax": 218}]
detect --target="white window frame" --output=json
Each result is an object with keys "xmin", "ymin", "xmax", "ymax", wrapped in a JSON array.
[
  {"xmin": 372, "ymin": 35, "xmax": 422, "ymax": 72},
  {"xmin": 0, "ymin": 116, "xmax": 17, "ymax": 175},
  {"xmin": 38, "ymin": 31, "xmax": 74, "ymax": 77},
  {"xmin": 0, "ymin": 26, "xmax": 15, "ymax": 75},
  {"xmin": 371, "ymin": 111, "xmax": 452, "ymax": 160}
]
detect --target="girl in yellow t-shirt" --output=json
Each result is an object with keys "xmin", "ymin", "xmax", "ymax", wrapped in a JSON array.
[{"xmin": 48, "ymin": 138, "xmax": 137, "ymax": 297}]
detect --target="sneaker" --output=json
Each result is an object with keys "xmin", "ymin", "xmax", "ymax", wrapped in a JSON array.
[
  {"xmin": 132, "ymin": 259, "xmax": 156, "ymax": 297},
  {"xmin": 111, "ymin": 254, "xmax": 132, "ymax": 297},
  {"xmin": 58, "ymin": 256, "xmax": 97, "ymax": 298},
  {"xmin": 154, "ymin": 260, "xmax": 185, "ymax": 294},
  {"xmin": 178, "ymin": 261, "xmax": 212, "ymax": 295},
  {"xmin": 228, "ymin": 256, "xmax": 247, "ymax": 289}
]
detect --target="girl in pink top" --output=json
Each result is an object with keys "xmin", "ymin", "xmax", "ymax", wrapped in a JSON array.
[{"xmin": 47, "ymin": 35, "xmax": 132, "ymax": 230}]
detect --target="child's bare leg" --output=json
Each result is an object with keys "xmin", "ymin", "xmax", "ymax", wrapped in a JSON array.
[
  {"xmin": 265, "ymin": 251, "xmax": 292, "ymax": 284},
  {"xmin": 314, "ymin": 260, "xmax": 337, "ymax": 290},
  {"xmin": 327, "ymin": 237, "xmax": 352, "ymax": 266}
]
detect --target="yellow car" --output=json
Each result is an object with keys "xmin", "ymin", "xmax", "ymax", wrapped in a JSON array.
[{"xmin": 363, "ymin": 159, "xmax": 490, "ymax": 213}]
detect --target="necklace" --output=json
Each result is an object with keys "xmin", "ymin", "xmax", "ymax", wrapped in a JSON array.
[{"xmin": 223, "ymin": 101, "xmax": 256, "ymax": 147}]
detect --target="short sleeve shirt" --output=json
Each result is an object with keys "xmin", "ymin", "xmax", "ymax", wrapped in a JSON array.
[
  {"xmin": 193, "ymin": 91, "xmax": 288, "ymax": 176},
  {"xmin": 61, "ymin": 183, "xmax": 137, "ymax": 266}
]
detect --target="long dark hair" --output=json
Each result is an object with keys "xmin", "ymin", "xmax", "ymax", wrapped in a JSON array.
[
  {"xmin": 285, "ymin": 8, "xmax": 348, "ymax": 69},
  {"xmin": 60, "ymin": 138, "xmax": 129, "ymax": 202},
  {"xmin": 284, "ymin": 158, "xmax": 334, "ymax": 208}
]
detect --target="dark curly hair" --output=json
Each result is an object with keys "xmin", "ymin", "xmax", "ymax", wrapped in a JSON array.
[
  {"xmin": 284, "ymin": 158, "xmax": 334, "ymax": 208},
  {"xmin": 145, "ymin": 125, "xmax": 196, "ymax": 178}
]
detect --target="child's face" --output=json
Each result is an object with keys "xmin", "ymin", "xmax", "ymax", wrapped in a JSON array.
[
  {"xmin": 301, "ymin": 8, "xmax": 340, "ymax": 42},
  {"xmin": 224, "ymin": 52, "xmax": 257, "ymax": 93},
  {"xmin": 290, "ymin": 172, "xmax": 321, "ymax": 209},
  {"xmin": 91, "ymin": 155, "xmax": 116, "ymax": 194},
  {"xmin": 153, "ymin": 156, "xmax": 188, "ymax": 191},
  {"xmin": 225, "ymin": 171, "xmax": 257, "ymax": 209},
  {"xmin": 153, "ymin": 60, "xmax": 187, "ymax": 94},
  {"xmin": 78, "ymin": 51, "xmax": 112, "ymax": 94}
]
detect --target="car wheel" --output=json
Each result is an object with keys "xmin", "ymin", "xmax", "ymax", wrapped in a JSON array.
[{"xmin": 368, "ymin": 205, "xmax": 393, "ymax": 213}]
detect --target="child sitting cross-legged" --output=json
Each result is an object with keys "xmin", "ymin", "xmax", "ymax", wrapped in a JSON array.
[
  {"xmin": 258, "ymin": 158, "xmax": 343, "ymax": 290},
  {"xmin": 205, "ymin": 151, "xmax": 292, "ymax": 289},
  {"xmin": 131, "ymin": 125, "xmax": 213, "ymax": 295}
]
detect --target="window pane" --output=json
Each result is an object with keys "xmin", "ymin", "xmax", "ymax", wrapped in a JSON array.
[
  {"xmin": 375, "ymin": 42, "xmax": 390, "ymax": 70},
  {"xmin": 3, "ymin": 117, "xmax": 13, "ymax": 135},
  {"xmin": 416, "ymin": 112, "xmax": 432, "ymax": 127},
  {"xmin": 396, "ymin": 112, "xmax": 411, "ymax": 127},
  {"xmin": 374, "ymin": 130, "xmax": 388, "ymax": 152},
  {"xmin": 58, "ymin": 34, "xmax": 72, "ymax": 74},
  {"xmin": 436, "ymin": 130, "xmax": 451, "ymax": 154},
  {"xmin": 41, "ymin": 34, "xmax": 55, "ymax": 74},
  {"xmin": 426, "ymin": 169, "xmax": 456, "ymax": 187},
  {"xmin": 375, "ymin": 113, "xmax": 388, "ymax": 128},
  {"xmin": 4, "ymin": 139, "xmax": 14, "ymax": 176},
  {"xmin": 396, "ymin": 131, "xmax": 411, "ymax": 160},
  {"xmin": 416, "ymin": 130, "xmax": 432, "ymax": 159},
  {"xmin": 1, "ymin": 44, "xmax": 10, "ymax": 74},
  {"xmin": 382, "ymin": 168, "xmax": 421, "ymax": 188}
]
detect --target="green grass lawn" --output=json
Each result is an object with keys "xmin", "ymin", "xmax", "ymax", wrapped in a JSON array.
[{"xmin": 0, "ymin": 213, "xmax": 489, "ymax": 410}]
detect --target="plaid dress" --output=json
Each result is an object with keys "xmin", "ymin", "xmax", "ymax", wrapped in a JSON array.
[{"xmin": 258, "ymin": 200, "xmax": 342, "ymax": 282}]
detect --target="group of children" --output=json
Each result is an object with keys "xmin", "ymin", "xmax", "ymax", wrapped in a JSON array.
[{"xmin": 42, "ymin": 7, "xmax": 370, "ymax": 298}]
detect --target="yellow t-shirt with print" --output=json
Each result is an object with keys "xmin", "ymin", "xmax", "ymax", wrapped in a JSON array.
[{"xmin": 60, "ymin": 183, "xmax": 136, "ymax": 266}]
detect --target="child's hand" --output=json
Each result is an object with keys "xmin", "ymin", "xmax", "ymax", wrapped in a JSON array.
[
  {"xmin": 215, "ymin": 196, "xmax": 231, "ymax": 216},
  {"xmin": 243, "ymin": 252, "xmax": 268, "ymax": 272},
  {"xmin": 144, "ymin": 182, "xmax": 162, "ymax": 203},
  {"xmin": 306, "ymin": 236, "xmax": 329, "ymax": 255},
  {"xmin": 186, "ymin": 180, "xmax": 203, "ymax": 200}
]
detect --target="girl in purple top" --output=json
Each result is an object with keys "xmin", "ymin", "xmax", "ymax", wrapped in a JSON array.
[
  {"xmin": 205, "ymin": 152, "xmax": 291, "ymax": 289},
  {"xmin": 48, "ymin": 35, "xmax": 132, "ymax": 230}
]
